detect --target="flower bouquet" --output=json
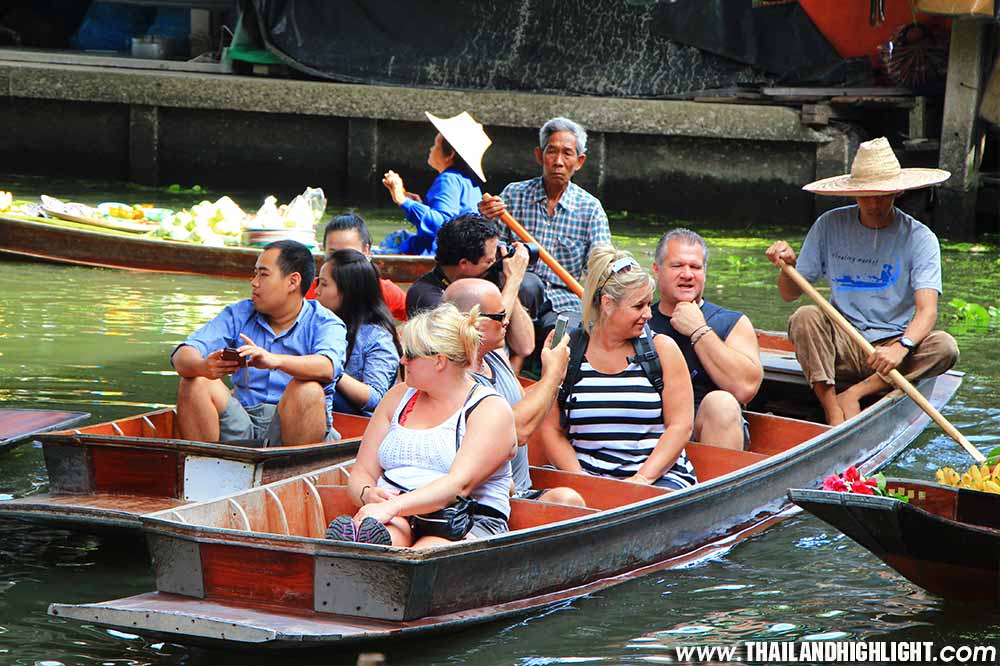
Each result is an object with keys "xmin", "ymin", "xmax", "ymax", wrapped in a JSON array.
[{"xmin": 821, "ymin": 466, "xmax": 908, "ymax": 502}]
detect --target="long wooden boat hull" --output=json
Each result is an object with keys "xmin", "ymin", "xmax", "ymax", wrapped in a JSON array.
[
  {"xmin": 0, "ymin": 407, "xmax": 368, "ymax": 531},
  {"xmin": 790, "ymin": 478, "xmax": 1000, "ymax": 603},
  {"xmin": 0, "ymin": 214, "xmax": 433, "ymax": 283},
  {"xmin": 49, "ymin": 371, "xmax": 963, "ymax": 647},
  {"xmin": 0, "ymin": 407, "xmax": 89, "ymax": 453}
]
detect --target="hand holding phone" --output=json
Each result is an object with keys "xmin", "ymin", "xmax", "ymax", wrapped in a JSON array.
[
  {"xmin": 220, "ymin": 347, "xmax": 247, "ymax": 366},
  {"xmin": 551, "ymin": 314, "xmax": 569, "ymax": 349}
]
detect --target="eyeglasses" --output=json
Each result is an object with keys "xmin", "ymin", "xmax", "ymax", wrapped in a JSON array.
[
  {"xmin": 597, "ymin": 257, "xmax": 640, "ymax": 293},
  {"xmin": 403, "ymin": 349, "xmax": 437, "ymax": 361},
  {"xmin": 480, "ymin": 310, "xmax": 507, "ymax": 322}
]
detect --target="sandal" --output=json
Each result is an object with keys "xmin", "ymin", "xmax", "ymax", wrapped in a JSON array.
[
  {"xmin": 325, "ymin": 515, "xmax": 357, "ymax": 542},
  {"xmin": 356, "ymin": 516, "xmax": 392, "ymax": 546}
]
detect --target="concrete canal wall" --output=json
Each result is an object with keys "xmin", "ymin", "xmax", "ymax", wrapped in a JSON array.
[{"xmin": 0, "ymin": 60, "xmax": 858, "ymax": 226}]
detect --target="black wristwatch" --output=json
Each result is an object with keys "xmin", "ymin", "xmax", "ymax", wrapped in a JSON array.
[{"xmin": 897, "ymin": 336, "xmax": 915, "ymax": 353}]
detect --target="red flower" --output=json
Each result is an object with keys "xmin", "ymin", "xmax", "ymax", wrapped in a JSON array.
[
  {"xmin": 823, "ymin": 474, "xmax": 848, "ymax": 492},
  {"xmin": 843, "ymin": 466, "xmax": 862, "ymax": 483},
  {"xmin": 850, "ymin": 480, "xmax": 875, "ymax": 495}
]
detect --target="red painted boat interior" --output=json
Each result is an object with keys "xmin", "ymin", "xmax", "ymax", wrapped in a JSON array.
[
  {"xmin": 200, "ymin": 541, "xmax": 316, "ymax": 612},
  {"xmin": 91, "ymin": 447, "xmax": 180, "ymax": 497},
  {"xmin": 885, "ymin": 480, "xmax": 958, "ymax": 520},
  {"xmin": 162, "ymin": 410, "xmax": 830, "ymax": 542}
]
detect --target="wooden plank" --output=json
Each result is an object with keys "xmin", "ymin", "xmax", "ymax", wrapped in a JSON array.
[
  {"xmin": 91, "ymin": 447, "xmax": 179, "ymax": 497},
  {"xmin": 0, "ymin": 408, "xmax": 89, "ymax": 449},
  {"xmin": 199, "ymin": 542, "xmax": 315, "ymax": 611},
  {"xmin": 527, "ymin": 468, "xmax": 668, "ymax": 511},
  {"xmin": 764, "ymin": 86, "xmax": 915, "ymax": 97},
  {"xmin": 745, "ymin": 412, "xmax": 830, "ymax": 456}
]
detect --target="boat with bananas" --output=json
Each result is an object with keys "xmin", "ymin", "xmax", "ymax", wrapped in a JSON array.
[
  {"xmin": 789, "ymin": 475, "xmax": 1000, "ymax": 604},
  {"xmin": 47, "ymin": 348, "xmax": 964, "ymax": 648},
  {"xmin": 0, "ymin": 212, "xmax": 433, "ymax": 283},
  {"xmin": 0, "ymin": 407, "xmax": 368, "ymax": 532}
]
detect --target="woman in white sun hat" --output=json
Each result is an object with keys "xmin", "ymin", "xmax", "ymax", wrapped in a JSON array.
[
  {"xmin": 381, "ymin": 111, "xmax": 492, "ymax": 256},
  {"xmin": 765, "ymin": 137, "xmax": 959, "ymax": 426}
]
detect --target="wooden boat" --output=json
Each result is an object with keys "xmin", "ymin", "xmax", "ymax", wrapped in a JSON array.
[
  {"xmin": 0, "ymin": 407, "xmax": 369, "ymax": 531},
  {"xmin": 41, "ymin": 205, "xmax": 161, "ymax": 234},
  {"xmin": 48, "ymin": 359, "xmax": 963, "ymax": 647},
  {"xmin": 789, "ymin": 479, "xmax": 1000, "ymax": 603},
  {"xmin": 0, "ymin": 213, "xmax": 433, "ymax": 283},
  {"xmin": 0, "ymin": 407, "xmax": 89, "ymax": 454}
]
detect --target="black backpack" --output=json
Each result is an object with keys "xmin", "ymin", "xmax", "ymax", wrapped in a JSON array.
[{"xmin": 556, "ymin": 323, "xmax": 663, "ymax": 431}]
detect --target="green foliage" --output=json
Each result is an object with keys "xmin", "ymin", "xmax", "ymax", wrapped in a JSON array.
[
  {"xmin": 948, "ymin": 298, "xmax": 994, "ymax": 328},
  {"xmin": 874, "ymin": 472, "xmax": 910, "ymax": 503},
  {"xmin": 166, "ymin": 184, "xmax": 206, "ymax": 194},
  {"xmin": 986, "ymin": 446, "xmax": 1000, "ymax": 468},
  {"xmin": 725, "ymin": 255, "xmax": 758, "ymax": 273}
]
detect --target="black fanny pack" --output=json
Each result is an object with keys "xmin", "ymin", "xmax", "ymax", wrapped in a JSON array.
[
  {"xmin": 408, "ymin": 495, "xmax": 478, "ymax": 541},
  {"xmin": 383, "ymin": 473, "xmax": 509, "ymax": 542}
]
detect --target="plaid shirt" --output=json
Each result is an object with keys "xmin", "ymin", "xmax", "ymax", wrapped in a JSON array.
[{"xmin": 498, "ymin": 177, "xmax": 611, "ymax": 313}]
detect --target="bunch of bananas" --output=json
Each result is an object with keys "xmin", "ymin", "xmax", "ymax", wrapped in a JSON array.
[
  {"xmin": 0, "ymin": 190, "xmax": 12, "ymax": 212},
  {"xmin": 935, "ymin": 462, "xmax": 1000, "ymax": 493}
]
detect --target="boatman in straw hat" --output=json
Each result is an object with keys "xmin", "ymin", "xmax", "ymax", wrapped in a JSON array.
[
  {"xmin": 380, "ymin": 111, "xmax": 491, "ymax": 256},
  {"xmin": 765, "ymin": 137, "xmax": 959, "ymax": 426}
]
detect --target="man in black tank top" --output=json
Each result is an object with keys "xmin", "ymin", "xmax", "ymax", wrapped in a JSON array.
[{"xmin": 649, "ymin": 230, "xmax": 763, "ymax": 450}]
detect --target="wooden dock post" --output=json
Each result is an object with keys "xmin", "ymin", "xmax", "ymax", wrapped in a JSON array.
[{"xmin": 937, "ymin": 18, "xmax": 991, "ymax": 240}]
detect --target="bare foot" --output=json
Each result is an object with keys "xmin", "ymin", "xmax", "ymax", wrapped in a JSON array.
[{"xmin": 836, "ymin": 391, "xmax": 862, "ymax": 421}]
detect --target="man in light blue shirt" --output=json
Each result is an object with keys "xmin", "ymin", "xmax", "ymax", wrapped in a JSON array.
[
  {"xmin": 766, "ymin": 138, "xmax": 958, "ymax": 425},
  {"xmin": 171, "ymin": 240, "xmax": 348, "ymax": 445}
]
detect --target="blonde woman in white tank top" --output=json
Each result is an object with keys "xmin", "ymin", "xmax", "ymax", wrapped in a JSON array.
[{"xmin": 340, "ymin": 302, "xmax": 516, "ymax": 548}]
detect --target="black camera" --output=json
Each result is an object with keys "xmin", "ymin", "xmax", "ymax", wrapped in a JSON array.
[{"xmin": 496, "ymin": 241, "xmax": 540, "ymax": 267}]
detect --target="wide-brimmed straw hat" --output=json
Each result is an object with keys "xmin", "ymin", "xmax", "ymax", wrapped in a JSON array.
[
  {"xmin": 425, "ymin": 111, "xmax": 491, "ymax": 183},
  {"xmin": 803, "ymin": 137, "xmax": 950, "ymax": 197}
]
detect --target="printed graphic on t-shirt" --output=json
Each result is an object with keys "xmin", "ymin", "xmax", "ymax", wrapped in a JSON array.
[{"xmin": 832, "ymin": 258, "xmax": 900, "ymax": 291}]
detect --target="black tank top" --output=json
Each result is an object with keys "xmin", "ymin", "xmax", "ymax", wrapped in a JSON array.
[{"xmin": 649, "ymin": 300, "xmax": 744, "ymax": 407}]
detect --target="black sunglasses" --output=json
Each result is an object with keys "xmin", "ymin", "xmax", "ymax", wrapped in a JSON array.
[
  {"xmin": 480, "ymin": 310, "xmax": 507, "ymax": 322},
  {"xmin": 404, "ymin": 349, "xmax": 438, "ymax": 360}
]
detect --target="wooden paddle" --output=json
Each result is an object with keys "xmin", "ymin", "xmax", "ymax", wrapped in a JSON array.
[
  {"xmin": 777, "ymin": 259, "xmax": 984, "ymax": 462},
  {"xmin": 485, "ymin": 194, "xmax": 584, "ymax": 298}
]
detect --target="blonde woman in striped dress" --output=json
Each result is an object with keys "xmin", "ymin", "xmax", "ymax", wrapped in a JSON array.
[{"xmin": 538, "ymin": 245, "xmax": 697, "ymax": 490}]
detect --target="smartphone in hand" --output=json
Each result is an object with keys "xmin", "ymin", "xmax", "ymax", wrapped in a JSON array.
[
  {"xmin": 220, "ymin": 347, "xmax": 247, "ymax": 366},
  {"xmin": 551, "ymin": 314, "xmax": 570, "ymax": 348}
]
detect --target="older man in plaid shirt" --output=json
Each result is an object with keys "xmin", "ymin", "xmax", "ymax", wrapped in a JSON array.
[{"xmin": 479, "ymin": 117, "xmax": 611, "ymax": 335}]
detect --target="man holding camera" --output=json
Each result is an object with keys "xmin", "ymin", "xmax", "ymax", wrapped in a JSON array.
[
  {"xmin": 171, "ymin": 240, "xmax": 347, "ymax": 446},
  {"xmin": 478, "ymin": 116, "xmax": 611, "ymax": 331},
  {"xmin": 405, "ymin": 213, "xmax": 535, "ymax": 358}
]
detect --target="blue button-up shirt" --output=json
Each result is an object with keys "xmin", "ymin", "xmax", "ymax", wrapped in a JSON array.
[
  {"xmin": 498, "ymin": 177, "xmax": 611, "ymax": 313},
  {"xmin": 330, "ymin": 323, "xmax": 400, "ymax": 416},
  {"xmin": 172, "ymin": 299, "xmax": 347, "ymax": 415}
]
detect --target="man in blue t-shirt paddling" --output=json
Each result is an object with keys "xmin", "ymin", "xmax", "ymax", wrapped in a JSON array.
[
  {"xmin": 766, "ymin": 137, "xmax": 959, "ymax": 425},
  {"xmin": 649, "ymin": 229, "xmax": 763, "ymax": 450},
  {"xmin": 171, "ymin": 240, "xmax": 348, "ymax": 445}
]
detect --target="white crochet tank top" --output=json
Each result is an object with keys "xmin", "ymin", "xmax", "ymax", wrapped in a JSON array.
[{"xmin": 377, "ymin": 385, "xmax": 512, "ymax": 518}]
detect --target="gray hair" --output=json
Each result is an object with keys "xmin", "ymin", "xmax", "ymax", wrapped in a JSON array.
[
  {"xmin": 539, "ymin": 117, "xmax": 588, "ymax": 155},
  {"xmin": 654, "ymin": 228, "xmax": 709, "ymax": 270}
]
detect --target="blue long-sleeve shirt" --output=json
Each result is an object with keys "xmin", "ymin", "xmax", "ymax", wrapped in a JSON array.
[
  {"xmin": 330, "ymin": 323, "xmax": 400, "ymax": 416},
  {"xmin": 398, "ymin": 168, "xmax": 482, "ymax": 255}
]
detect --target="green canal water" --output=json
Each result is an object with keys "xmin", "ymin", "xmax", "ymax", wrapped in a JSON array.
[{"xmin": 1, "ymin": 175, "xmax": 999, "ymax": 664}]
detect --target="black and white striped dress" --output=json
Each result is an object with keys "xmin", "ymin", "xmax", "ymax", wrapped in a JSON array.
[{"xmin": 567, "ymin": 358, "xmax": 697, "ymax": 490}]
